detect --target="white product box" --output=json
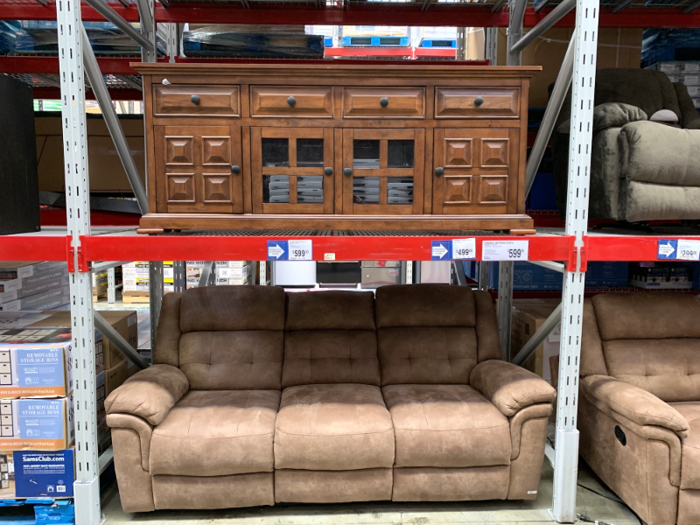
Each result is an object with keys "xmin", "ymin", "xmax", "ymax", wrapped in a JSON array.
[{"xmin": 215, "ymin": 266, "xmax": 248, "ymax": 279}]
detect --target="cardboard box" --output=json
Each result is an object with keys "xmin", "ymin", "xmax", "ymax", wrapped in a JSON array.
[
  {"xmin": 510, "ymin": 299, "xmax": 561, "ymax": 384},
  {"xmin": 0, "ymin": 275, "xmax": 70, "ymax": 305},
  {"xmin": 13, "ymin": 449, "xmax": 75, "ymax": 498},
  {"xmin": 215, "ymin": 266, "xmax": 248, "ymax": 279},
  {"xmin": 0, "ymin": 336, "xmax": 74, "ymax": 398},
  {"xmin": 27, "ymin": 310, "xmax": 137, "ymax": 370},
  {"xmin": 0, "ymin": 396, "xmax": 75, "ymax": 451},
  {"xmin": 0, "ymin": 262, "xmax": 66, "ymax": 281},
  {"xmin": 215, "ymin": 277, "xmax": 249, "ymax": 286},
  {"xmin": 0, "ymin": 285, "xmax": 71, "ymax": 312}
]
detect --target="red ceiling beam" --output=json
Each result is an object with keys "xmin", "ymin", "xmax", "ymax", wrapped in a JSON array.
[
  {"xmin": 32, "ymin": 86, "xmax": 144, "ymax": 100},
  {"xmin": 1, "ymin": 3, "xmax": 699, "ymax": 27}
]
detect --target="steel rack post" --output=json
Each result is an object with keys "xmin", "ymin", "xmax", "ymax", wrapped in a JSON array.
[
  {"xmin": 497, "ymin": 261, "xmax": 514, "ymax": 360},
  {"xmin": 478, "ymin": 261, "xmax": 491, "ymax": 291},
  {"xmin": 510, "ymin": 0, "xmax": 575, "ymax": 54},
  {"xmin": 57, "ymin": 1, "xmax": 100, "ymax": 523},
  {"xmin": 506, "ymin": 0, "xmax": 526, "ymax": 66},
  {"xmin": 526, "ymin": 32, "xmax": 575, "ymax": 196},
  {"xmin": 260, "ymin": 261, "xmax": 267, "ymax": 285},
  {"xmin": 163, "ymin": 23, "xmax": 178, "ymax": 62},
  {"xmin": 485, "ymin": 27, "xmax": 498, "ymax": 65},
  {"xmin": 107, "ymin": 266, "xmax": 116, "ymax": 303},
  {"xmin": 173, "ymin": 261, "xmax": 186, "ymax": 292},
  {"xmin": 552, "ymin": 2, "xmax": 599, "ymax": 522}
]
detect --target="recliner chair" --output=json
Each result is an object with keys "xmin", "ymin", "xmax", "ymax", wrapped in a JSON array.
[
  {"xmin": 579, "ymin": 293, "xmax": 700, "ymax": 525},
  {"xmin": 552, "ymin": 68, "xmax": 700, "ymax": 222}
]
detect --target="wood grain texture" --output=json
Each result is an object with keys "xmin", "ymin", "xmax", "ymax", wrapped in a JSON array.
[{"xmin": 139, "ymin": 64, "xmax": 537, "ymax": 232}]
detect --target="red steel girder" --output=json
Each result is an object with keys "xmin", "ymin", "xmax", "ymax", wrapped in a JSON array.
[
  {"xmin": 0, "ymin": 55, "xmax": 140, "ymax": 74},
  {"xmin": 33, "ymin": 86, "xmax": 144, "ymax": 99},
  {"xmin": 587, "ymin": 236, "xmax": 700, "ymax": 263},
  {"xmin": 80, "ymin": 234, "xmax": 573, "ymax": 263},
  {"xmin": 1, "ymin": 3, "xmax": 700, "ymax": 27},
  {"xmin": 0, "ymin": 235, "xmax": 67, "ymax": 262}
]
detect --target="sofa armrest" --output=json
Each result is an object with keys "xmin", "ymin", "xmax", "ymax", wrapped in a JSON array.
[
  {"xmin": 105, "ymin": 364, "xmax": 189, "ymax": 426},
  {"xmin": 470, "ymin": 360, "xmax": 556, "ymax": 417},
  {"xmin": 557, "ymin": 102, "xmax": 647, "ymax": 135},
  {"xmin": 581, "ymin": 375, "xmax": 688, "ymax": 437}
]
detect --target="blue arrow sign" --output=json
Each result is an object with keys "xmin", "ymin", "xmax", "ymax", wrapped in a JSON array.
[
  {"xmin": 657, "ymin": 239, "xmax": 678, "ymax": 260},
  {"xmin": 431, "ymin": 240, "xmax": 452, "ymax": 261},
  {"xmin": 267, "ymin": 241, "xmax": 289, "ymax": 261}
]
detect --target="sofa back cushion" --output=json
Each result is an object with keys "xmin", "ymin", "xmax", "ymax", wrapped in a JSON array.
[
  {"xmin": 154, "ymin": 286, "xmax": 286, "ymax": 390},
  {"xmin": 588, "ymin": 293, "xmax": 700, "ymax": 402},
  {"xmin": 375, "ymin": 284, "xmax": 501, "ymax": 386},
  {"xmin": 282, "ymin": 291, "xmax": 380, "ymax": 388}
]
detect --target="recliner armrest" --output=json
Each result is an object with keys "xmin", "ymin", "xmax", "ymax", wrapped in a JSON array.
[
  {"xmin": 470, "ymin": 360, "xmax": 556, "ymax": 417},
  {"xmin": 105, "ymin": 364, "xmax": 189, "ymax": 426},
  {"xmin": 557, "ymin": 102, "xmax": 647, "ymax": 135},
  {"xmin": 581, "ymin": 375, "xmax": 688, "ymax": 437}
]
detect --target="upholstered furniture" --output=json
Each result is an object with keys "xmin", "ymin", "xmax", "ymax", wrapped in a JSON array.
[
  {"xmin": 552, "ymin": 68, "xmax": 700, "ymax": 222},
  {"xmin": 134, "ymin": 63, "xmax": 539, "ymax": 233},
  {"xmin": 105, "ymin": 284, "xmax": 556, "ymax": 512},
  {"xmin": 579, "ymin": 293, "xmax": 700, "ymax": 525}
]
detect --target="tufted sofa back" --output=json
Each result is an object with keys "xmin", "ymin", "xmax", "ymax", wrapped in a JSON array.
[
  {"xmin": 153, "ymin": 286, "xmax": 286, "ymax": 390},
  {"xmin": 581, "ymin": 293, "xmax": 700, "ymax": 402},
  {"xmin": 374, "ymin": 284, "xmax": 501, "ymax": 386},
  {"xmin": 282, "ymin": 291, "xmax": 380, "ymax": 388}
]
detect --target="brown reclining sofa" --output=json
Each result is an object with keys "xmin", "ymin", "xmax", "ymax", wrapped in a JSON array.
[
  {"xmin": 579, "ymin": 293, "xmax": 700, "ymax": 525},
  {"xmin": 105, "ymin": 284, "xmax": 556, "ymax": 512}
]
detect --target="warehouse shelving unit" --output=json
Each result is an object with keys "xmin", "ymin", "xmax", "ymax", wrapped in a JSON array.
[{"xmin": 1, "ymin": 1, "xmax": 700, "ymax": 524}]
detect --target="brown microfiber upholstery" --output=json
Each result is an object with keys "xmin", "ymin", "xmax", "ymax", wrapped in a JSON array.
[
  {"xmin": 376, "ymin": 284, "xmax": 495, "ymax": 385},
  {"xmin": 149, "ymin": 389, "xmax": 280, "ymax": 477},
  {"xmin": 508, "ymin": 405, "xmax": 551, "ymax": 500},
  {"xmin": 154, "ymin": 292, "xmax": 181, "ymax": 367},
  {"xmin": 603, "ymin": 339, "xmax": 700, "ymax": 403},
  {"xmin": 679, "ymin": 489, "xmax": 700, "ymax": 525},
  {"xmin": 670, "ymin": 402, "xmax": 700, "ymax": 490},
  {"xmin": 180, "ymin": 285, "xmax": 286, "ymax": 333},
  {"xmin": 274, "ymin": 383, "xmax": 394, "ymax": 471},
  {"xmin": 376, "ymin": 284, "xmax": 476, "ymax": 328},
  {"xmin": 180, "ymin": 331, "xmax": 284, "ymax": 390},
  {"xmin": 274, "ymin": 468, "xmax": 393, "ymax": 503},
  {"xmin": 285, "ymin": 291, "xmax": 376, "ymax": 330},
  {"xmin": 592, "ymin": 293, "xmax": 700, "ymax": 340},
  {"xmin": 581, "ymin": 375, "xmax": 689, "ymax": 436},
  {"xmin": 111, "ymin": 426, "xmax": 155, "ymax": 512},
  {"xmin": 107, "ymin": 413, "xmax": 152, "ymax": 471},
  {"xmin": 382, "ymin": 384, "xmax": 511, "ymax": 468},
  {"xmin": 392, "ymin": 466, "xmax": 510, "ymax": 501},
  {"xmin": 105, "ymin": 364, "xmax": 189, "ymax": 426},
  {"xmin": 152, "ymin": 473, "xmax": 274, "ymax": 509},
  {"xmin": 470, "ymin": 360, "xmax": 557, "ymax": 417},
  {"xmin": 282, "ymin": 291, "xmax": 380, "ymax": 388},
  {"xmin": 174, "ymin": 286, "xmax": 286, "ymax": 390},
  {"xmin": 581, "ymin": 299, "xmax": 607, "ymax": 377}
]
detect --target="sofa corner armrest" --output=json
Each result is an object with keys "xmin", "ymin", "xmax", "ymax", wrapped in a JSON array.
[
  {"xmin": 105, "ymin": 364, "xmax": 189, "ymax": 426},
  {"xmin": 470, "ymin": 360, "xmax": 557, "ymax": 417},
  {"xmin": 581, "ymin": 375, "xmax": 689, "ymax": 437},
  {"xmin": 593, "ymin": 102, "xmax": 647, "ymax": 132}
]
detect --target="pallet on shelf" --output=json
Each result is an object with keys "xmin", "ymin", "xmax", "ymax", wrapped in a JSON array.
[{"xmin": 121, "ymin": 291, "xmax": 150, "ymax": 304}]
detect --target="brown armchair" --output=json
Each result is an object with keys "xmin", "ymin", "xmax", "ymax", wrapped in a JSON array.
[{"xmin": 579, "ymin": 293, "xmax": 700, "ymax": 525}]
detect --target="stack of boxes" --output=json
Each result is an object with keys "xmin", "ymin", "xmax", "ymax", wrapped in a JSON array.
[
  {"xmin": 187, "ymin": 261, "xmax": 250, "ymax": 288},
  {"xmin": 91, "ymin": 271, "xmax": 108, "ymax": 300},
  {"xmin": 122, "ymin": 261, "xmax": 174, "ymax": 303},
  {"xmin": 0, "ymin": 309, "xmax": 138, "ymax": 498},
  {"xmin": 0, "ymin": 262, "xmax": 70, "ymax": 312},
  {"xmin": 646, "ymin": 61, "xmax": 700, "ymax": 108}
]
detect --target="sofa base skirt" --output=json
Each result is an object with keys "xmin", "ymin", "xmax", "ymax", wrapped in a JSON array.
[
  {"xmin": 274, "ymin": 468, "xmax": 393, "ymax": 503},
  {"xmin": 392, "ymin": 467, "xmax": 510, "ymax": 502},
  {"xmin": 152, "ymin": 473, "xmax": 274, "ymax": 510}
]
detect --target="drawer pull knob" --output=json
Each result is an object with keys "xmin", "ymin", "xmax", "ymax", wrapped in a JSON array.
[
  {"xmin": 380, "ymin": 97, "xmax": 389, "ymax": 107},
  {"xmin": 287, "ymin": 96, "xmax": 296, "ymax": 107},
  {"xmin": 435, "ymin": 167, "xmax": 444, "ymax": 177},
  {"xmin": 231, "ymin": 165, "xmax": 241, "ymax": 175},
  {"xmin": 191, "ymin": 95, "xmax": 200, "ymax": 105},
  {"xmin": 474, "ymin": 96, "xmax": 484, "ymax": 106},
  {"xmin": 344, "ymin": 168, "xmax": 353, "ymax": 177},
  {"xmin": 324, "ymin": 167, "xmax": 333, "ymax": 176}
]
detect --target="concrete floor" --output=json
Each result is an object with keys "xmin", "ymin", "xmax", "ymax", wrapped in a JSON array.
[{"xmin": 101, "ymin": 462, "xmax": 642, "ymax": 525}]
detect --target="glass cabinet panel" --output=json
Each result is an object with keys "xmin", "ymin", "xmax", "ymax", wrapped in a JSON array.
[
  {"xmin": 387, "ymin": 140, "xmax": 414, "ymax": 169},
  {"xmin": 253, "ymin": 128, "xmax": 333, "ymax": 214},
  {"xmin": 353, "ymin": 140, "xmax": 381, "ymax": 169},
  {"xmin": 353, "ymin": 177, "xmax": 380, "ymax": 205}
]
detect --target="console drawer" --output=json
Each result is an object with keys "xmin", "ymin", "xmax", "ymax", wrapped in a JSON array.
[
  {"xmin": 343, "ymin": 87, "xmax": 425, "ymax": 118},
  {"xmin": 435, "ymin": 87, "xmax": 519, "ymax": 119},
  {"xmin": 250, "ymin": 86, "xmax": 333, "ymax": 118},
  {"xmin": 154, "ymin": 85, "xmax": 240, "ymax": 117}
]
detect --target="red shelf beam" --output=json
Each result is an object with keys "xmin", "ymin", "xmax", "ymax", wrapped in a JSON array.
[
  {"xmin": 1, "ymin": 4, "xmax": 699, "ymax": 28},
  {"xmin": 0, "ymin": 56, "xmax": 139, "ymax": 75},
  {"xmin": 0, "ymin": 235, "xmax": 68, "ymax": 262}
]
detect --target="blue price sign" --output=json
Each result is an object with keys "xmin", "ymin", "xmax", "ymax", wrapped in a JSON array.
[
  {"xmin": 657, "ymin": 239, "xmax": 678, "ymax": 260},
  {"xmin": 267, "ymin": 241, "xmax": 289, "ymax": 261},
  {"xmin": 431, "ymin": 240, "xmax": 452, "ymax": 261}
]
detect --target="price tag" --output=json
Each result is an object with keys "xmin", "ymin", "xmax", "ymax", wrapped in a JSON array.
[
  {"xmin": 288, "ymin": 240, "xmax": 313, "ymax": 261},
  {"xmin": 677, "ymin": 239, "xmax": 700, "ymax": 261},
  {"xmin": 482, "ymin": 240, "xmax": 529, "ymax": 262},
  {"xmin": 452, "ymin": 238, "xmax": 476, "ymax": 260}
]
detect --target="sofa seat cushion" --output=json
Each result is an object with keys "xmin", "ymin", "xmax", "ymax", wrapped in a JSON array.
[
  {"xmin": 150, "ymin": 390, "xmax": 280, "ymax": 477},
  {"xmin": 274, "ymin": 383, "xmax": 395, "ymax": 471},
  {"xmin": 382, "ymin": 384, "xmax": 511, "ymax": 468},
  {"xmin": 670, "ymin": 402, "xmax": 700, "ymax": 490}
]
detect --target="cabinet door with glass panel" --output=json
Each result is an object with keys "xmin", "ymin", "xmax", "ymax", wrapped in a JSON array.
[
  {"xmin": 251, "ymin": 127, "xmax": 334, "ymax": 214},
  {"xmin": 342, "ymin": 129, "xmax": 424, "ymax": 215}
]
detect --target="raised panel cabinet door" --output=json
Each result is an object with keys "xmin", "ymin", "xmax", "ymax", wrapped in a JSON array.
[
  {"xmin": 342, "ymin": 128, "xmax": 425, "ymax": 215},
  {"xmin": 251, "ymin": 127, "xmax": 334, "ymax": 214},
  {"xmin": 432, "ymin": 128, "xmax": 519, "ymax": 215},
  {"xmin": 155, "ymin": 126, "xmax": 243, "ymax": 214}
]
